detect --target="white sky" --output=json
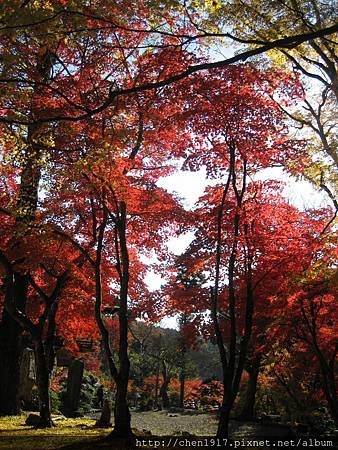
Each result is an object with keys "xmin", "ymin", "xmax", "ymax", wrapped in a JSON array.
[{"xmin": 157, "ymin": 166, "xmax": 330, "ymax": 212}]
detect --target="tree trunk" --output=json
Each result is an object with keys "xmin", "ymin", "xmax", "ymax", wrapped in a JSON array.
[
  {"xmin": 111, "ymin": 201, "xmax": 133, "ymax": 438},
  {"xmin": 212, "ymin": 150, "xmax": 255, "ymax": 439},
  {"xmin": 217, "ymin": 402, "xmax": 231, "ymax": 439},
  {"xmin": 112, "ymin": 373, "xmax": 132, "ymax": 437},
  {"xmin": 160, "ymin": 362, "xmax": 170, "ymax": 409},
  {"xmin": 179, "ymin": 316, "xmax": 187, "ymax": 410},
  {"xmin": 0, "ymin": 118, "xmax": 44, "ymax": 415},
  {"xmin": 0, "ymin": 311, "xmax": 23, "ymax": 415},
  {"xmin": 303, "ymin": 302, "xmax": 338, "ymax": 427},
  {"xmin": 317, "ymin": 356, "xmax": 338, "ymax": 426},
  {"xmin": 112, "ymin": 305, "xmax": 132, "ymax": 436},
  {"xmin": 0, "ymin": 48, "xmax": 53, "ymax": 415},
  {"xmin": 160, "ymin": 382, "xmax": 170, "ymax": 409},
  {"xmin": 154, "ymin": 362, "xmax": 160, "ymax": 409},
  {"xmin": 0, "ymin": 272, "xmax": 29, "ymax": 415},
  {"xmin": 238, "ymin": 358, "xmax": 260, "ymax": 421},
  {"xmin": 179, "ymin": 370, "xmax": 185, "ymax": 409},
  {"xmin": 34, "ymin": 340, "xmax": 53, "ymax": 428}
]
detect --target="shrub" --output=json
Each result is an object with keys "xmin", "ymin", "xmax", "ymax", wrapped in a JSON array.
[{"xmin": 50, "ymin": 389, "xmax": 61, "ymax": 413}]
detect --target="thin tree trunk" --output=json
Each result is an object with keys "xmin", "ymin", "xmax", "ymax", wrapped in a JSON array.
[
  {"xmin": 301, "ymin": 301, "xmax": 338, "ymax": 426},
  {"xmin": 211, "ymin": 150, "xmax": 234, "ymax": 437},
  {"xmin": 179, "ymin": 370, "xmax": 185, "ymax": 409},
  {"xmin": 154, "ymin": 362, "xmax": 160, "ymax": 409},
  {"xmin": 315, "ymin": 348, "xmax": 338, "ymax": 426},
  {"xmin": 159, "ymin": 361, "xmax": 170, "ymax": 409},
  {"xmin": 213, "ymin": 148, "xmax": 255, "ymax": 438},
  {"xmin": 179, "ymin": 313, "xmax": 187, "ymax": 409},
  {"xmin": 159, "ymin": 381, "xmax": 170, "ymax": 409}
]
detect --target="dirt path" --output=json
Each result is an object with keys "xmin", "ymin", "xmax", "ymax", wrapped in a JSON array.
[
  {"xmin": 130, "ymin": 411, "xmax": 295, "ymax": 438},
  {"xmin": 131, "ymin": 410, "xmax": 218, "ymax": 436}
]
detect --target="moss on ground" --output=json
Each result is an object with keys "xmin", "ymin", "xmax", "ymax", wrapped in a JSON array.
[{"xmin": 0, "ymin": 414, "xmax": 109, "ymax": 450}]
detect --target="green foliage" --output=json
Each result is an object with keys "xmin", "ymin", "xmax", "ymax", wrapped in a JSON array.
[
  {"xmin": 77, "ymin": 371, "xmax": 99, "ymax": 414},
  {"xmin": 129, "ymin": 351, "xmax": 155, "ymax": 387},
  {"xmin": 60, "ymin": 370, "xmax": 102, "ymax": 416},
  {"xmin": 310, "ymin": 409, "xmax": 336, "ymax": 435},
  {"xmin": 49, "ymin": 389, "xmax": 61, "ymax": 413}
]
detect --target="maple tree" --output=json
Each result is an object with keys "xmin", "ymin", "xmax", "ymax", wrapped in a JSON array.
[
  {"xmin": 0, "ymin": 0, "xmax": 188, "ymax": 424},
  {"xmin": 166, "ymin": 65, "xmax": 330, "ymax": 437},
  {"xmin": 0, "ymin": 0, "xmax": 337, "ymax": 127},
  {"xmin": 36, "ymin": 83, "xmax": 189, "ymax": 434},
  {"xmin": 216, "ymin": 0, "xmax": 337, "ymax": 225},
  {"xmin": 285, "ymin": 239, "xmax": 338, "ymax": 425},
  {"xmin": 0, "ymin": 41, "xmax": 57, "ymax": 415},
  {"xmin": 0, "ymin": 212, "xmax": 100, "ymax": 426}
]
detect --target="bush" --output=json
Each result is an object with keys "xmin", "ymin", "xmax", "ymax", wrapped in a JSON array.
[
  {"xmin": 169, "ymin": 391, "xmax": 180, "ymax": 407},
  {"xmin": 60, "ymin": 369, "xmax": 103, "ymax": 415},
  {"xmin": 50, "ymin": 389, "xmax": 61, "ymax": 413}
]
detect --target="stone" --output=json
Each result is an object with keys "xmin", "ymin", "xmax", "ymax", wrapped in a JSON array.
[
  {"xmin": 19, "ymin": 348, "xmax": 36, "ymax": 409},
  {"xmin": 95, "ymin": 399, "xmax": 112, "ymax": 428},
  {"xmin": 142, "ymin": 429, "xmax": 152, "ymax": 435},
  {"xmin": 51, "ymin": 414, "xmax": 66, "ymax": 422},
  {"xmin": 25, "ymin": 413, "xmax": 40, "ymax": 426},
  {"xmin": 56, "ymin": 348, "xmax": 73, "ymax": 367},
  {"xmin": 65, "ymin": 359, "xmax": 84, "ymax": 416}
]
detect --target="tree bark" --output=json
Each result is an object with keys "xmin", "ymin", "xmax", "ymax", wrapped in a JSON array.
[
  {"xmin": 0, "ymin": 267, "xmax": 30, "ymax": 414},
  {"xmin": 154, "ymin": 362, "xmax": 160, "ymax": 409},
  {"xmin": 112, "ymin": 373, "xmax": 132, "ymax": 437},
  {"xmin": 111, "ymin": 201, "xmax": 133, "ymax": 436},
  {"xmin": 179, "ymin": 370, "xmax": 185, "ymax": 409},
  {"xmin": 34, "ymin": 340, "xmax": 53, "ymax": 428},
  {"xmin": 217, "ymin": 402, "xmax": 232, "ymax": 439},
  {"xmin": 238, "ymin": 356, "xmax": 261, "ymax": 421},
  {"xmin": 159, "ymin": 361, "xmax": 171, "ymax": 409}
]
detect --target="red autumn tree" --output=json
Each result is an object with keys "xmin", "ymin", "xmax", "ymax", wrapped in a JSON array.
[
  {"xmin": 166, "ymin": 65, "xmax": 318, "ymax": 437},
  {"xmin": 285, "ymin": 237, "xmax": 338, "ymax": 425}
]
